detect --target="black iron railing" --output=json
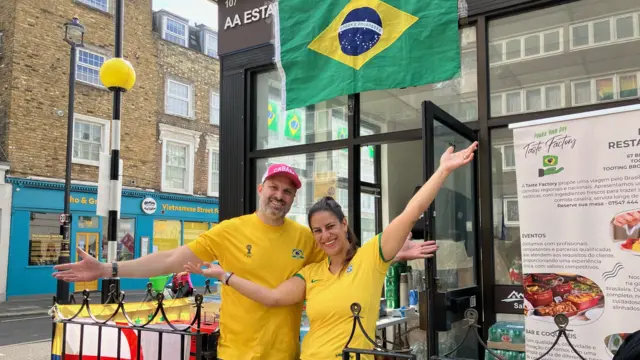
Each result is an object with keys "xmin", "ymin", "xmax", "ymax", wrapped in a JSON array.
[
  {"xmin": 50, "ymin": 284, "xmax": 219, "ymax": 360},
  {"xmin": 342, "ymin": 303, "xmax": 587, "ymax": 360}
]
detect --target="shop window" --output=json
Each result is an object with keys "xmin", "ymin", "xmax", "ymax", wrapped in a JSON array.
[
  {"xmin": 254, "ymin": 70, "xmax": 348, "ymax": 150},
  {"xmin": 77, "ymin": 0, "xmax": 108, "ymax": 12},
  {"xmin": 361, "ymin": 193, "xmax": 377, "ymax": 243},
  {"xmin": 159, "ymin": 123, "xmax": 200, "ymax": 194},
  {"xmin": 78, "ymin": 216, "xmax": 99, "ymax": 229},
  {"xmin": 184, "ymin": 222, "xmax": 209, "ymax": 246},
  {"xmin": 152, "ymin": 220, "xmax": 181, "ymax": 252},
  {"xmin": 204, "ymin": 32, "xmax": 218, "ymax": 58},
  {"xmin": 165, "ymin": 78, "xmax": 194, "ymax": 118},
  {"xmin": 491, "ymin": 128, "xmax": 523, "ymax": 288},
  {"xmin": 28, "ymin": 212, "xmax": 62, "ymax": 266},
  {"xmin": 101, "ymin": 218, "xmax": 136, "ymax": 261},
  {"xmin": 206, "ymin": 134, "xmax": 220, "ymax": 197},
  {"xmin": 255, "ymin": 150, "xmax": 348, "ymax": 227},
  {"xmin": 489, "ymin": 0, "xmax": 640, "ymax": 117},
  {"xmin": 210, "ymin": 91, "xmax": 220, "ymax": 125},
  {"xmin": 72, "ymin": 114, "xmax": 110, "ymax": 166},
  {"xmin": 162, "ymin": 16, "xmax": 188, "ymax": 47},
  {"xmin": 76, "ymin": 49, "xmax": 105, "ymax": 87},
  {"xmin": 570, "ymin": 72, "xmax": 639, "ymax": 106},
  {"xmin": 360, "ymin": 26, "xmax": 477, "ymax": 134}
]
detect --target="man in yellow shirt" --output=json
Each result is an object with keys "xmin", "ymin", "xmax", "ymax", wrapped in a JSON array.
[{"xmin": 53, "ymin": 164, "xmax": 437, "ymax": 360}]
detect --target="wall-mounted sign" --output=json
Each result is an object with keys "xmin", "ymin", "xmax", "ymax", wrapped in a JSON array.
[
  {"xmin": 218, "ymin": 0, "xmax": 275, "ymax": 56},
  {"xmin": 141, "ymin": 197, "xmax": 158, "ymax": 215},
  {"xmin": 494, "ymin": 285, "xmax": 524, "ymax": 314}
]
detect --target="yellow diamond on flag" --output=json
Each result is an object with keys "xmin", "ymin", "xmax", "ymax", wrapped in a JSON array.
[{"xmin": 308, "ymin": 0, "xmax": 418, "ymax": 70}]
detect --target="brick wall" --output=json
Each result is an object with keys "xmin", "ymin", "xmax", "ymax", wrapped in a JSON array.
[
  {"xmin": 156, "ymin": 35, "xmax": 220, "ymax": 196},
  {"xmin": 0, "ymin": 0, "xmax": 17, "ymax": 162},
  {"xmin": 4, "ymin": 0, "xmax": 220, "ymax": 196}
]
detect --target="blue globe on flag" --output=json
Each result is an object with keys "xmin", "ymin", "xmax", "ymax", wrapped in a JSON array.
[{"xmin": 338, "ymin": 7, "xmax": 383, "ymax": 57}]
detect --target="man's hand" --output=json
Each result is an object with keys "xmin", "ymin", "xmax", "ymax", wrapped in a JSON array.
[
  {"xmin": 394, "ymin": 233, "xmax": 439, "ymax": 262},
  {"xmin": 52, "ymin": 247, "xmax": 109, "ymax": 282}
]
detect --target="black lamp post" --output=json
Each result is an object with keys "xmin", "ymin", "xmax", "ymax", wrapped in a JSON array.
[{"xmin": 56, "ymin": 17, "xmax": 85, "ymax": 305}]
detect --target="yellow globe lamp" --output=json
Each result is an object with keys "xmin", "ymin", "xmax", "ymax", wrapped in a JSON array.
[{"xmin": 99, "ymin": 57, "xmax": 136, "ymax": 92}]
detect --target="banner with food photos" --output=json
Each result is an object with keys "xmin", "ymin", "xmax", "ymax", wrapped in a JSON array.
[{"xmin": 510, "ymin": 104, "xmax": 640, "ymax": 359}]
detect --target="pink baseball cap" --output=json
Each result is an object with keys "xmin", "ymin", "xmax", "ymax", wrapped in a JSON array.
[{"xmin": 261, "ymin": 163, "xmax": 302, "ymax": 189}]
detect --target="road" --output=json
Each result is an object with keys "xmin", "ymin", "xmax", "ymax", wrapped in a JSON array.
[{"xmin": 0, "ymin": 315, "xmax": 52, "ymax": 360}]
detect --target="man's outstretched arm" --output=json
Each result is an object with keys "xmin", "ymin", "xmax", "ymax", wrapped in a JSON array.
[{"xmin": 53, "ymin": 245, "xmax": 203, "ymax": 282}]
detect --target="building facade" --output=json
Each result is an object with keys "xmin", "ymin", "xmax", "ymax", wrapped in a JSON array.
[
  {"xmin": 0, "ymin": 0, "xmax": 220, "ymax": 300},
  {"xmin": 215, "ymin": 0, "xmax": 640, "ymax": 357}
]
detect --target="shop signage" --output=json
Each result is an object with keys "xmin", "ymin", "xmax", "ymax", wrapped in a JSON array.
[
  {"xmin": 141, "ymin": 197, "xmax": 158, "ymax": 215},
  {"xmin": 218, "ymin": 0, "xmax": 274, "ymax": 55},
  {"xmin": 510, "ymin": 104, "xmax": 640, "ymax": 359},
  {"xmin": 494, "ymin": 285, "xmax": 524, "ymax": 314}
]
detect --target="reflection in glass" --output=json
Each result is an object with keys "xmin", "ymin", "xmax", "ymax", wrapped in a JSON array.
[
  {"xmin": 489, "ymin": 0, "xmax": 640, "ymax": 117},
  {"xmin": 254, "ymin": 71, "xmax": 348, "ymax": 150},
  {"xmin": 360, "ymin": 26, "xmax": 477, "ymax": 135},
  {"xmin": 492, "ymin": 128, "xmax": 523, "ymax": 288},
  {"xmin": 28, "ymin": 212, "xmax": 63, "ymax": 266}
]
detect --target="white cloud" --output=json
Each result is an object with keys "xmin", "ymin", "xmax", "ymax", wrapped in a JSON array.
[{"xmin": 152, "ymin": 0, "xmax": 218, "ymax": 31}]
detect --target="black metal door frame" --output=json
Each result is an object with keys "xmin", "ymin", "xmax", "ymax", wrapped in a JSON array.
[{"xmin": 422, "ymin": 101, "xmax": 482, "ymax": 359}]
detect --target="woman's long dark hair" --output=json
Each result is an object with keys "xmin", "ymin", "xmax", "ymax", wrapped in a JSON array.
[{"xmin": 307, "ymin": 196, "xmax": 360, "ymax": 271}]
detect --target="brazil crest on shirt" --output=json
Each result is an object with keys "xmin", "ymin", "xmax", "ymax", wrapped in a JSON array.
[{"xmin": 273, "ymin": 0, "xmax": 461, "ymax": 111}]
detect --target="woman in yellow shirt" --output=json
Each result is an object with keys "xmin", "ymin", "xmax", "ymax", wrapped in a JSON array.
[{"xmin": 185, "ymin": 142, "xmax": 477, "ymax": 359}]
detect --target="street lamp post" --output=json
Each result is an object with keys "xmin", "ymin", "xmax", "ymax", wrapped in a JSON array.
[
  {"xmin": 99, "ymin": 0, "xmax": 136, "ymax": 304},
  {"xmin": 57, "ymin": 17, "xmax": 85, "ymax": 305}
]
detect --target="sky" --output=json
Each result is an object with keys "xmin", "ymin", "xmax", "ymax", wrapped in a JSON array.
[{"xmin": 152, "ymin": 0, "xmax": 219, "ymax": 30}]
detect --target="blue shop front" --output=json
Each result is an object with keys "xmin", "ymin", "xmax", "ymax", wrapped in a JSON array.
[{"xmin": 6, "ymin": 177, "xmax": 219, "ymax": 298}]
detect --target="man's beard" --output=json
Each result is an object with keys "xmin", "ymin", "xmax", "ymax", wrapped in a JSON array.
[{"xmin": 261, "ymin": 197, "xmax": 289, "ymax": 219}]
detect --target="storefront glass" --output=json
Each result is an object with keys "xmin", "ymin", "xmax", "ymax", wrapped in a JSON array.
[
  {"xmin": 254, "ymin": 71, "xmax": 348, "ymax": 150},
  {"xmin": 101, "ymin": 218, "xmax": 136, "ymax": 261},
  {"xmin": 28, "ymin": 212, "xmax": 62, "ymax": 266},
  {"xmin": 489, "ymin": 0, "xmax": 640, "ymax": 118},
  {"xmin": 153, "ymin": 220, "xmax": 182, "ymax": 252},
  {"xmin": 255, "ymin": 150, "xmax": 349, "ymax": 227},
  {"xmin": 359, "ymin": 26, "xmax": 478, "ymax": 135},
  {"xmin": 491, "ymin": 128, "xmax": 522, "ymax": 287},
  {"xmin": 184, "ymin": 221, "xmax": 210, "ymax": 246}
]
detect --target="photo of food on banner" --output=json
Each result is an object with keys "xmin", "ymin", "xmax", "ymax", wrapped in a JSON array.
[
  {"xmin": 611, "ymin": 209, "xmax": 640, "ymax": 254},
  {"xmin": 522, "ymin": 273, "xmax": 604, "ymax": 324}
]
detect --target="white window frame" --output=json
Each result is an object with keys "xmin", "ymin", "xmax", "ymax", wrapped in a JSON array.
[
  {"xmin": 494, "ymin": 143, "xmax": 516, "ymax": 172},
  {"xmin": 503, "ymin": 197, "xmax": 520, "ymax": 227},
  {"xmin": 76, "ymin": 48, "xmax": 107, "ymax": 88},
  {"xmin": 72, "ymin": 114, "xmax": 110, "ymax": 167},
  {"xmin": 77, "ymin": 0, "xmax": 109, "ymax": 12},
  {"xmin": 159, "ymin": 123, "xmax": 201, "ymax": 194},
  {"xmin": 571, "ymin": 72, "xmax": 640, "ymax": 106},
  {"xmin": 206, "ymin": 134, "xmax": 220, "ymax": 197},
  {"xmin": 165, "ymin": 78, "xmax": 194, "ymax": 119},
  {"xmin": 490, "ymin": 27, "xmax": 564, "ymax": 66},
  {"xmin": 569, "ymin": 11, "xmax": 640, "ymax": 51},
  {"xmin": 492, "ymin": 83, "xmax": 565, "ymax": 116},
  {"xmin": 210, "ymin": 90, "xmax": 220, "ymax": 125},
  {"xmin": 162, "ymin": 15, "xmax": 188, "ymax": 47},
  {"xmin": 204, "ymin": 31, "xmax": 218, "ymax": 58}
]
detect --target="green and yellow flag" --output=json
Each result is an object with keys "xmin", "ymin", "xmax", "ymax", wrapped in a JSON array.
[
  {"xmin": 285, "ymin": 110, "xmax": 302, "ymax": 141},
  {"xmin": 274, "ymin": 0, "xmax": 460, "ymax": 110},
  {"xmin": 268, "ymin": 100, "xmax": 279, "ymax": 132}
]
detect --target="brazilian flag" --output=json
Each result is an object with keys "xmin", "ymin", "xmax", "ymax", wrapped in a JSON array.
[
  {"xmin": 274, "ymin": 0, "xmax": 460, "ymax": 110},
  {"xmin": 268, "ymin": 100, "xmax": 279, "ymax": 132},
  {"xmin": 543, "ymin": 155, "xmax": 558, "ymax": 167},
  {"xmin": 285, "ymin": 110, "xmax": 302, "ymax": 141}
]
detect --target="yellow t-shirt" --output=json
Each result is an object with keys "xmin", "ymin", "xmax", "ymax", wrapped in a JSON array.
[
  {"xmin": 187, "ymin": 213, "xmax": 326, "ymax": 360},
  {"xmin": 296, "ymin": 233, "xmax": 391, "ymax": 360}
]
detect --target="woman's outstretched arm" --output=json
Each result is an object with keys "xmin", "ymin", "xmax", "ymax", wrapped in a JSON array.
[{"xmin": 184, "ymin": 262, "xmax": 305, "ymax": 307}]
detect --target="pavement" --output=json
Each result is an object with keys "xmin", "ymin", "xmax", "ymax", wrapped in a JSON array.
[{"xmin": 0, "ymin": 291, "xmax": 149, "ymax": 318}]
